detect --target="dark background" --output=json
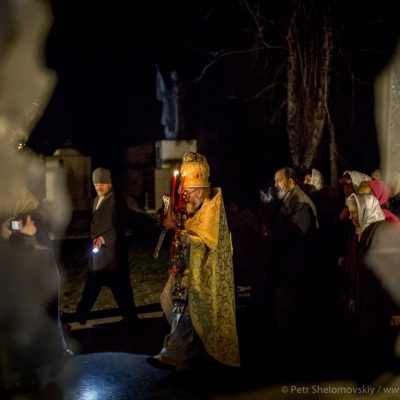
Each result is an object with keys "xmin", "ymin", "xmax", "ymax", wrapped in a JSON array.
[{"xmin": 29, "ymin": 0, "xmax": 400, "ymax": 207}]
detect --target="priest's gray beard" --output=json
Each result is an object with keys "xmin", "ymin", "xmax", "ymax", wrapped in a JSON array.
[{"xmin": 186, "ymin": 197, "xmax": 203, "ymax": 214}]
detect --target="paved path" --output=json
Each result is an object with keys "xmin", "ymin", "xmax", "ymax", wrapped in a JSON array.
[
  {"xmin": 43, "ymin": 352, "xmax": 207, "ymax": 400},
  {"xmin": 23, "ymin": 305, "xmax": 400, "ymax": 399}
]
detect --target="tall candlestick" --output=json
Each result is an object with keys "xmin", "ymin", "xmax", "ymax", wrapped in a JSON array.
[
  {"xmin": 178, "ymin": 174, "xmax": 186, "ymax": 211},
  {"xmin": 171, "ymin": 170, "xmax": 178, "ymax": 211}
]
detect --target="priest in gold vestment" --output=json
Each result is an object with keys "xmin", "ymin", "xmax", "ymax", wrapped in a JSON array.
[{"xmin": 146, "ymin": 152, "xmax": 240, "ymax": 370}]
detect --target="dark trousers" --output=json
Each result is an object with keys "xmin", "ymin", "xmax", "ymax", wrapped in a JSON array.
[{"xmin": 77, "ymin": 269, "xmax": 137, "ymax": 323}]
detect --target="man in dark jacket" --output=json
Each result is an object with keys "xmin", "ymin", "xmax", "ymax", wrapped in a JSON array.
[
  {"xmin": 273, "ymin": 167, "xmax": 318, "ymax": 347},
  {"xmin": 76, "ymin": 168, "xmax": 137, "ymax": 325}
]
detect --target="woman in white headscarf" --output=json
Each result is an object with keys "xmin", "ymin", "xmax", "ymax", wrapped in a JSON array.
[
  {"xmin": 303, "ymin": 168, "xmax": 324, "ymax": 191},
  {"xmin": 346, "ymin": 193, "xmax": 385, "ymax": 237},
  {"xmin": 345, "ymin": 193, "xmax": 398, "ymax": 382}
]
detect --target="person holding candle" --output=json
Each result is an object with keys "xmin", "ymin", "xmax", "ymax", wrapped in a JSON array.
[{"xmin": 147, "ymin": 152, "xmax": 240, "ymax": 370}]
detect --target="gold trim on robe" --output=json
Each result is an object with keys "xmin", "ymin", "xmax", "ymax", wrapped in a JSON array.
[{"xmin": 185, "ymin": 188, "xmax": 240, "ymax": 366}]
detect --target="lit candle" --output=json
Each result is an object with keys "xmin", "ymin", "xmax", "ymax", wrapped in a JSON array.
[
  {"xmin": 171, "ymin": 170, "xmax": 179, "ymax": 210},
  {"xmin": 178, "ymin": 173, "xmax": 186, "ymax": 210}
]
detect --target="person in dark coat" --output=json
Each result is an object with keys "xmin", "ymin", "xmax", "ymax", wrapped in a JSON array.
[
  {"xmin": 272, "ymin": 167, "xmax": 318, "ymax": 348},
  {"xmin": 346, "ymin": 193, "xmax": 400, "ymax": 383},
  {"xmin": 76, "ymin": 168, "xmax": 137, "ymax": 325},
  {"xmin": 302, "ymin": 168, "xmax": 344, "ymax": 340}
]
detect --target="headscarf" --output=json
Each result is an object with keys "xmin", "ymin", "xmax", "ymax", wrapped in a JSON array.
[
  {"xmin": 343, "ymin": 170, "xmax": 371, "ymax": 190},
  {"xmin": 310, "ymin": 169, "xmax": 324, "ymax": 190},
  {"xmin": 348, "ymin": 193, "xmax": 385, "ymax": 235}
]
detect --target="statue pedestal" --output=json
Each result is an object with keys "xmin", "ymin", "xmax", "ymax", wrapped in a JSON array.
[{"xmin": 155, "ymin": 139, "xmax": 197, "ymax": 168}]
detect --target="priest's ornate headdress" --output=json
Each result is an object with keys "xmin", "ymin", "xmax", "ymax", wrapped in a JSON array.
[{"xmin": 180, "ymin": 152, "xmax": 210, "ymax": 188}]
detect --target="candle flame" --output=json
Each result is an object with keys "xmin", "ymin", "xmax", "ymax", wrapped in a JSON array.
[{"xmin": 174, "ymin": 170, "xmax": 179, "ymax": 176}]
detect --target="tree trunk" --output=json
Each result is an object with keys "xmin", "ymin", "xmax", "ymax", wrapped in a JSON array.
[{"xmin": 287, "ymin": 0, "xmax": 334, "ymax": 180}]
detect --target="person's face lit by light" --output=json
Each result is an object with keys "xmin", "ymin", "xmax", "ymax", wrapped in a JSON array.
[
  {"xmin": 348, "ymin": 205, "xmax": 360, "ymax": 229},
  {"xmin": 183, "ymin": 188, "xmax": 203, "ymax": 214},
  {"xmin": 94, "ymin": 183, "xmax": 112, "ymax": 197},
  {"xmin": 303, "ymin": 174, "xmax": 312, "ymax": 185},
  {"xmin": 274, "ymin": 170, "xmax": 293, "ymax": 199}
]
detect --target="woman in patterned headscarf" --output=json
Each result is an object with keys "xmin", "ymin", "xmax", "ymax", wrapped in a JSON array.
[
  {"xmin": 340, "ymin": 171, "xmax": 371, "ymax": 206},
  {"xmin": 303, "ymin": 168, "xmax": 324, "ymax": 191}
]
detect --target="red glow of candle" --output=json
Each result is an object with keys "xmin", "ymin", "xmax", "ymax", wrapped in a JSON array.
[
  {"xmin": 171, "ymin": 170, "xmax": 178, "ymax": 210},
  {"xmin": 178, "ymin": 174, "xmax": 186, "ymax": 210}
]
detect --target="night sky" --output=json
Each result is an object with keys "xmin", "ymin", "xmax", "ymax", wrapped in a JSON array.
[
  {"xmin": 29, "ymin": 0, "xmax": 400, "ymax": 203},
  {"xmin": 31, "ymin": 0, "xmax": 222, "ymax": 160}
]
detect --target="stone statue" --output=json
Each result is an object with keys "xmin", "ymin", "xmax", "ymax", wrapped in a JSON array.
[{"xmin": 156, "ymin": 66, "xmax": 186, "ymax": 139}]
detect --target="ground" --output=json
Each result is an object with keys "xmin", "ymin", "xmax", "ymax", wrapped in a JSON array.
[{"xmin": 57, "ymin": 236, "xmax": 170, "ymax": 314}]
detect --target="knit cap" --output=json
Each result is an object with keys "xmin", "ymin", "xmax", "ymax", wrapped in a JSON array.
[{"xmin": 92, "ymin": 168, "xmax": 112, "ymax": 184}]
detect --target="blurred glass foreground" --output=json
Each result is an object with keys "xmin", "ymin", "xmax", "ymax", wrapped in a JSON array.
[{"xmin": 0, "ymin": 0, "xmax": 76, "ymax": 396}]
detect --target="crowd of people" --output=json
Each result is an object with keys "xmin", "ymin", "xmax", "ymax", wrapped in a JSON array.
[
  {"xmin": 70, "ymin": 158, "xmax": 400, "ymax": 384},
  {"xmin": 228, "ymin": 165, "xmax": 400, "ymax": 383},
  {"xmin": 4, "ymin": 151, "xmax": 400, "ymax": 395},
  {"xmin": 138, "ymin": 154, "xmax": 400, "ymax": 385},
  {"xmin": 4, "ymin": 0, "xmax": 399, "ymax": 396}
]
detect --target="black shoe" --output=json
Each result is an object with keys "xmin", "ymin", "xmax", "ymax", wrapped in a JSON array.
[{"xmin": 145, "ymin": 356, "xmax": 176, "ymax": 371}]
